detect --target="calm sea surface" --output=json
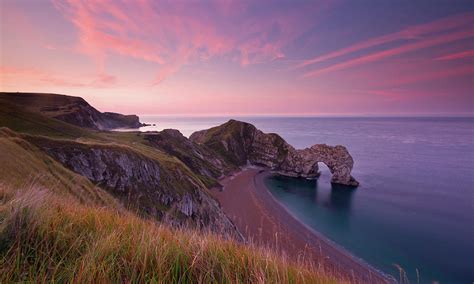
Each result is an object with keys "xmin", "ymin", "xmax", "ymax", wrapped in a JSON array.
[{"xmin": 138, "ymin": 116, "xmax": 474, "ymax": 283}]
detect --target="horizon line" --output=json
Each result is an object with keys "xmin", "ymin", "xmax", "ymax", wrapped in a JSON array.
[{"xmin": 136, "ymin": 113, "xmax": 474, "ymax": 118}]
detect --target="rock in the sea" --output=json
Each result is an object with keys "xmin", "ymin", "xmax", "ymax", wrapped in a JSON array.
[{"xmin": 190, "ymin": 119, "xmax": 359, "ymax": 187}]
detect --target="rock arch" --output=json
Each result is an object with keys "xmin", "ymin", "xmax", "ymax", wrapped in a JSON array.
[
  {"xmin": 273, "ymin": 143, "xmax": 358, "ymax": 187},
  {"xmin": 299, "ymin": 144, "xmax": 358, "ymax": 187}
]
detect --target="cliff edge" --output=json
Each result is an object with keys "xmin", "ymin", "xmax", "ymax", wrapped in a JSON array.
[{"xmin": 0, "ymin": 92, "xmax": 145, "ymax": 130}]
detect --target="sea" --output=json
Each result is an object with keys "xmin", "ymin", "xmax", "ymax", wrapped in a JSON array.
[{"xmin": 136, "ymin": 116, "xmax": 474, "ymax": 284}]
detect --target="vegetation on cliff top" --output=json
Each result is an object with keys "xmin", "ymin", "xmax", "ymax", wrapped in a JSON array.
[
  {"xmin": 0, "ymin": 99, "xmax": 212, "ymax": 193},
  {"xmin": 0, "ymin": 92, "xmax": 142, "ymax": 130}
]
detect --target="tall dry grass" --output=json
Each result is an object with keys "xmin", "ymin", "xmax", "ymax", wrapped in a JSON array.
[{"xmin": 0, "ymin": 184, "xmax": 340, "ymax": 283}]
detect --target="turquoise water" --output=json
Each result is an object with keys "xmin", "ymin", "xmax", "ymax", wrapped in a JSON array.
[{"xmin": 139, "ymin": 116, "xmax": 474, "ymax": 283}]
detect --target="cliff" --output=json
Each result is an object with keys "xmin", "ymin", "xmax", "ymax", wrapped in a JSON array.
[
  {"xmin": 143, "ymin": 129, "xmax": 237, "ymax": 186},
  {"xmin": 0, "ymin": 96, "xmax": 242, "ymax": 239},
  {"xmin": 190, "ymin": 119, "xmax": 359, "ymax": 186},
  {"xmin": 0, "ymin": 92, "xmax": 145, "ymax": 130},
  {"xmin": 0, "ymin": 93, "xmax": 360, "ymax": 283},
  {"xmin": 23, "ymin": 134, "xmax": 241, "ymax": 239},
  {"xmin": 0, "ymin": 92, "xmax": 358, "ymax": 242}
]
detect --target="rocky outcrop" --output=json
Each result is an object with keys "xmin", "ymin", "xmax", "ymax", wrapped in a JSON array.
[
  {"xmin": 190, "ymin": 120, "xmax": 359, "ymax": 187},
  {"xmin": 0, "ymin": 92, "xmax": 146, "ymax": 130},
  {"xmin": 25, "ymin": 135, "xmax": 242, "ymax": 239},
  {"xmin": 279, "ymin": 144, "xmax": 359, "ymax": 186},
  {"xmin": 144, "ymin": 129, "xmax": 236, "ymax": 186}
]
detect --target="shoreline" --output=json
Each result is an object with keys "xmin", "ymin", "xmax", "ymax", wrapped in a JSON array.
[{"xmin": 212, "ymin": 168, "xmax": 394, "ymax": 283}]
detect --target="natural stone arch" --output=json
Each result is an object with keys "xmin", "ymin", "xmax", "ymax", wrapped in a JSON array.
[
  {"xmin": 303, "ymin": 144, "xmax": 358, "ymax": 186},
  {"xmin": 276, "ymin": 144, "xmax": 359, "ymax": 187}
]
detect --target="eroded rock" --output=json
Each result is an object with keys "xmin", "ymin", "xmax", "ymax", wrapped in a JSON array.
[
  {"xmin": 26, "ymin": 135, "xmax": 242, "ymax": 239},
  {"xmin": 190, "ymin": 120, "xmax": 359, "ymax": 187}
]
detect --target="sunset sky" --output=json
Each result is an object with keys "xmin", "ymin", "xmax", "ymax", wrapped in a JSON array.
[{"xmin": 1, "ymin": 0, "xmax": 473, "ymax": 116}]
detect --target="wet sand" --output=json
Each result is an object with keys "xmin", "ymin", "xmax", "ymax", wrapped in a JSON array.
[{"xmin": 211, "ymin": 168, "xmax": 393, "ymax": 283}]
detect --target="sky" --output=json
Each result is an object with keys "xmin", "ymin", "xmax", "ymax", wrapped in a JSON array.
[{"xmin": 1, "ymin": 0, "xmax": 473, "ymax": 116}]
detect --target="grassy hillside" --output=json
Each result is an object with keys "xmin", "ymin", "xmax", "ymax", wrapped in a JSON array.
[
  {"xmin": 0, "ymin": 93, "xmax": 345, "ymax": 283},
  {"xmin": 1, "ymin": 95, "xmax": 242, "ymax": 236},
  {"xmin": 0, "ymin": 92, "xmax": 142, "ymax": 130},
  {"xmin": 0, "ymin": 99, "xmax": 211, "ymax": 190},
  {"xmin": 0, "ymin": 100, "xmax": 99, "ymax": 139},
  {"xmin": 0, "ymin": 128, "xmax": 119, "ymax": 208},
  {"xmin": 0, "ymin": 183, "xmax": 340, "ymax": 283},
  {"xmin": 0, "ymin": 97, "xmax": 217, "ymax": 186},
  {"xmin": 0, "ymin": 127, "xmax": 341, "ymax": 282}
]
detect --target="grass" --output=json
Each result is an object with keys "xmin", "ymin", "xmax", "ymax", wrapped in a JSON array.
[
  {"xmin": 0, "ymin": 94, "xmax": 346, "ymax": 283},
  {"xmin": 0, "ymin": 100, "xmax": 101, "ymax": 140},
  {"xmin": 0, "ymin": 123, "xmax": 227, "ymax": 229},
  {"xmin": 0, "ymin": 128, "xmax": 119, "ymax": 207},
  {"xmin": 0, "ymin": 183, "xmax": 341, "ymax": 283},
  {"xmin": 0, "ymin": 99, "xmax": 220, "ymax": 191},
  {"xmin": 24, "ymin": 133, "xmax": 212, "ymax": 196},
  {"xmin": 193, "ymin": 119, "xmax": 253, "ymax": 165}
]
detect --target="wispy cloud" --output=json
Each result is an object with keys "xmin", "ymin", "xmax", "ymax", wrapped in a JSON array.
[
  {"xmin": 296, "ymin": 12, "xmax": 474, "ymax": 78},
  {"xmin": 435, "ymin": 50, "xmax": 474, "ymax": 61},
  {"xmin": 52, "ymin": 0, "xmax": 329, "ymax": 84},
  {"xmin": 378, "ymin": 65, "xmax": 473, "ymax": 88},
  {"xmin": 303, "ymin": 29, "xmax": 474, "ymax": 78},
  {"xmin": 0, "ymin": 66, "xmax": 116, "ymax": 88}
]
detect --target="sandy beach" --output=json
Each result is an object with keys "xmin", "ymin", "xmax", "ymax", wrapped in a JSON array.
[{"xmin": 211, "ymin": 168, "xmax": 394, "ymax": 283}]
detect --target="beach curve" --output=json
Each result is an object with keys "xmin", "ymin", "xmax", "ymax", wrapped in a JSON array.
[{"xmin": 212, "ymin": 168, "xmax": 395, "ymax": 283}]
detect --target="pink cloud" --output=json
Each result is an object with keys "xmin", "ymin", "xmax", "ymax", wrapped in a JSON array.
[
  {"xmin": 1, "ymin": 67, "xmax": 84, "ymax": 87},
  {"xmin": 382, "ymin": 66, "xmax": 473, "ymax": 87},
  {"xmin": 0, "ymin": 66, "xmax": 115, "ymax": 88},
  {"xmin": 303, "ymin": 29, "xmax": 474, "ymax": 78},
  {"xmin": 52, "ymin": 0, "xmax": 330, "ymax": 84},
  {"xmin": 295, "ymin": 11, "xmax": 474, "ymax": 69},
  {"xmin": 435, "ymin": 50, "xmax": 474, "ymax": 61}
]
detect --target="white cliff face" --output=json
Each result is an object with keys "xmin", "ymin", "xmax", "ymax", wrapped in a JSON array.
[{"xmin": 190, "ymin": 120, "xmax": 359, "ymax": 187}]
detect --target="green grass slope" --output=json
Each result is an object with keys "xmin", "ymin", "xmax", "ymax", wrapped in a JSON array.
[
  {"xmin": 0, "ymin": 128, "xmax": 119, "ymax": 207},
  {"xmin": 0, "ymin": 92, "xmax": 142, "ymax": 130},
  {"xmin": 0, "ymin": 100, "xmax": 100, "ymax": 139},
  {"xmin": 1, "ymin": 99, "xmax": 240, "ymax": 235},
  {"xmin": 0, "ymin": 99, "xmax": 210, "ymax": 190}
]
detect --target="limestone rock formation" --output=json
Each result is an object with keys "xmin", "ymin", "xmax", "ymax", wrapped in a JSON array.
[
  {"xmin": 144, "ymin": 129, "xmax": 236, "ymax": 186},
  {"xmin": 190, "ymin": 119, "xmax": 359, "ymax": 187}
]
